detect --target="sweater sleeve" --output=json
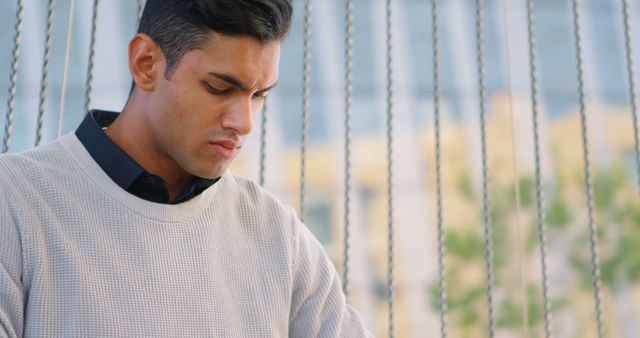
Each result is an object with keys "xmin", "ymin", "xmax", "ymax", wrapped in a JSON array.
[
  {"xmin": 0, "ymin": 180, "xmax": 25, "ymax": 338},
  {"xmin": 288, "ymin": 216, "xmax": 372, "ymax": 338}
]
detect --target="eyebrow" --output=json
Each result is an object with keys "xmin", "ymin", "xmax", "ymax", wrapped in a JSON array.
[{"xmin": 207, "ymin": 72, "xmax": 278, "ymax": 93}]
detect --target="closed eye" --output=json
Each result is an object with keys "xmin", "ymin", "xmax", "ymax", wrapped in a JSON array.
[
  {"xmin": 205, "ymin": 83, "xmax": 232, "ymax": 95},
  {"xmin": 253, "ymin": 92, "xmax": 268, "ymax": 100}
]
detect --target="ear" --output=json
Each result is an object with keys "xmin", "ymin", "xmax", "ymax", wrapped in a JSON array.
[{"xmin": 128, "ymin": 33, "xmax": 163, "ymax": 91}]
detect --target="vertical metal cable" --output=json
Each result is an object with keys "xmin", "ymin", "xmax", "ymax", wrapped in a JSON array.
[
  {"xmin": 431, "ymin": 1, "xmax": 448, "ymax": 338},
  {"xmin": 84, "ymin": 0, "xmax": 99, "ymax": 114},
  {"xmin": 570, "ymin": 1, "xmax": 605, "ymax": 337},
  {"xmin": 501, "ymin": 0, "xmax": 530, "ymax": 336},
  {"xmin": 385, "ymin": 0, "xmax": 395, "ymax": 336},
  {"xmin": 259, "ymin": 102, "xmax": 267, "ymax": 187},
  {"xmin": 621, "ymin": 0, "xmax": 640, "ymax": 192},
  {"xmin": 137, "ymin": 0, "xmax": 145, "ymax": 30},
  {"xmin": 342, "ymin": 0, "xmax": 354, "ymax": 298},
  {"xmin": 300, "ymin": 0, "xmax": 312, "ymax": 223},
  {"xmin": 36, "ymin": 0, "xmax": 55, "ymax": 147},
  {"xmin": 2, "ymin": 0, "xmax": 25, "ymax": 154},
  {"xmin": 526, "ymin": 0, "xmax": 553, "ymax": 337},
  {"xmin": 475, "ymin": 0, "xmax": 496, "ymax": 336},
  {"xmin": 57, "ymin": 0, "xmax": 76, "ymax": 138}
]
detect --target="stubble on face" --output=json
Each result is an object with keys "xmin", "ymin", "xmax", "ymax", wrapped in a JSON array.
[{"xmin": 145, "ymin": 33, "xmax": 280, "ymax": 183}]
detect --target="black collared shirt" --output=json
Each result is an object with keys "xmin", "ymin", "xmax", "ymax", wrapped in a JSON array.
[{"xmin": 75, "ymin": 110, "xmax": 218, "ymax": 204}]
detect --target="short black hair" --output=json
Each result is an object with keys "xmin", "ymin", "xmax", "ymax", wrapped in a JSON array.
[{"xmin": 137, "ymin": 0, "xmax": 292, "ymax": 78}]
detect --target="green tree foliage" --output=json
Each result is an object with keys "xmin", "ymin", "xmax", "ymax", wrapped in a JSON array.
[
  {"xmin": 428, "ymin": 164, "xmax": 639, "ymax": 335},
  {"xmin": 545, "ymin": 198, "xmax": 571, "ymax": 229},
  {"xmin": 570, "ymin": 165, "xmax": 640, "ymax": 287}
]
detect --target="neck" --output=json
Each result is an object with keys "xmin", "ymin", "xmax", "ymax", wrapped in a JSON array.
[{"xmin": 105, "ymin": 102, "xmax": 192, "ymax": 200}]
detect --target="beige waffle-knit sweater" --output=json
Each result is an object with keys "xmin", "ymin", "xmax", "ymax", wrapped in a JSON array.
[{"xmin": 0, "ymin": 133, "xmax": 371, "ymax": 337}]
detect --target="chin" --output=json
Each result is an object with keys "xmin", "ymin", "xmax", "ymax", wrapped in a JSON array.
[
  {"xmin": 180, "ymin": 153, "xmax": 231, "ymax": 179},
  {"xmin": 191, "ymin": 164, "xmax": 227, "ymax": 179}
]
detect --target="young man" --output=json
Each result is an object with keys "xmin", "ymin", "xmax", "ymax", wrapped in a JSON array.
[{"xmin": 0, "ymin": 1, "xmax": 371, "ymax": 336}]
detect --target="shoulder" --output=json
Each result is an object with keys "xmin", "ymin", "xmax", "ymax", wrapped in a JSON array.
[
  {"xmin": 217, "ymin": 170, "xmax": 300, "ymax": 246},
  {"xmin": 221, "ymin": 170, "xmax": 296, "ymax": 219},
  {"xmin": 0, "ymin": 138, "xmax": 77, "ymax": 197},
  {"xmin": 0, "ymin": 139, "xmax": 70, "ymax": 177}
]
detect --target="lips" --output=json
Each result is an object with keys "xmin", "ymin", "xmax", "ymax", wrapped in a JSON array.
[
  {"xmin": 208, "ymin": 139, "xmax": 241, "ymax": 158},
  {"xmin": 211, "ymin": 139, "xmax": 240, "ymax": 150}
]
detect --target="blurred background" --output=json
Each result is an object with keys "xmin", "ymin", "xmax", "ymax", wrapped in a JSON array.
[{"xmin": 1, "ymin": 0, "xmax": 640, "ymax": 337}]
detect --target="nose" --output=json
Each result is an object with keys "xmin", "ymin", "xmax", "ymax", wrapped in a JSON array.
[{"xmin": 220, "ymin": 96, "xmax": 254, "ymax": 136}]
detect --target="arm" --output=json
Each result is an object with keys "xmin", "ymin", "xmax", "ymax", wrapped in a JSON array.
[
  {"xmin": 0, "ymin": 184, "xmax": 25, "ymax": 338},
  {"xmin": 288, "ymin": 218, "xmax": 372, "ymax": 338}
]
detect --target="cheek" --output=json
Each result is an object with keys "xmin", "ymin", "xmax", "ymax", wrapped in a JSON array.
[
  {"xmin": 170, "ymin": 105, "xmax": 219, "ymax": 153},
  {"xmin": 161, "ymin": 87, "xmax": 201, "ymax": 128},
  {"xmin": 150, "ymin": 99, "xmax": 193, "ymax": 149},
  {"xmin": 155, "ymin": 81, "xmax": 221, "ymax": 145}
]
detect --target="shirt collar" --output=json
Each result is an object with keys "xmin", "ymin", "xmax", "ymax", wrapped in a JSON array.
[
  {"xmin": 75, "ymin": 110, "xmax": 219, "ymax": 201},
  {"xmin": 75, "ymin": 110, "xmax": 145, "ymax": 190}
]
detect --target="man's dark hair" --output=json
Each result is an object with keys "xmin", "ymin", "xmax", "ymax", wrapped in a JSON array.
[{"xmin": 137, "ymin": 0, "xmax": 292, "ymax": 79}]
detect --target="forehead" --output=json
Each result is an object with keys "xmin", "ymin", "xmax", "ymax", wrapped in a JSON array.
[{"xmin": 178, "ymin": 33, "xmax": 281, "ymax": 87}]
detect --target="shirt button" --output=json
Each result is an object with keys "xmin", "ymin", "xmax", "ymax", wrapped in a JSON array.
[{"xmin": 145, "ymin": 176, "xmax": 157, "ymax": 184}]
